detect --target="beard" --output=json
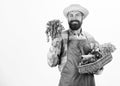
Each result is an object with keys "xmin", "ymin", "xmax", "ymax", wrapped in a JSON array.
[{"xmin": 68, "ymin": 20, "xmax": 82, "ymax": 31}]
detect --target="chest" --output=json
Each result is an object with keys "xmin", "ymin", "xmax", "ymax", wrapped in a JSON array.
[{"xmin": 62, "ymin": 37, "xmax": 92, "ymax": 56}]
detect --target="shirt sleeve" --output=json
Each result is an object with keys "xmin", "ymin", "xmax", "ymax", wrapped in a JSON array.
[{"xmin": 47, "ymin": 37, "xmax": 63, "ymax": 67}]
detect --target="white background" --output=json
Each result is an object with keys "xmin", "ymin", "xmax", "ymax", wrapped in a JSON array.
[{"xmin": 0, "ymin": 0, "xmax": 120, "ymax": 86}]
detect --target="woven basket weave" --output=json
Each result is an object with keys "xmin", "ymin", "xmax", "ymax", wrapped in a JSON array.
[{"xmin": 78, "ymin": 54, "xmax": 112, "ymax": 74}]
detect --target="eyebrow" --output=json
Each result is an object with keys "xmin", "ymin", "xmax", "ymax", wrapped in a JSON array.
[
  {"xmin": 79, "ymin": 12, "xmax": 84, "ymax": 16},
  {"xmin": 67, "ymin": 11, "xmax": 83, "ymax": 17}
]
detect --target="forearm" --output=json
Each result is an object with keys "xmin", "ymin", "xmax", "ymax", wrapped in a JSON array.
[
  {"xmin": 47, "ymin": 46, "xmax": 60, "ymax": 67},
  {"xmin": 47, "ymin": 37, "xmax": 62, "ymax": 67}
]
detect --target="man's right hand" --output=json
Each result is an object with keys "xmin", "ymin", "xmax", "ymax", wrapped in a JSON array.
[{"xmin": 52, "ymin": 37, "xmax": 62, "ymax": 48}]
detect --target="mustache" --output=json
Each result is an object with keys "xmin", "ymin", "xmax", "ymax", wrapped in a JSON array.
[{"xmin": 69, "ymin": 20, "xmax": 80, "ymax": 24}]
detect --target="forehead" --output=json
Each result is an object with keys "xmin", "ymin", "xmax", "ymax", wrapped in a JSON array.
[{"xmin": 68, "ymin": 10, "xmax": 82, "ymax": 15}]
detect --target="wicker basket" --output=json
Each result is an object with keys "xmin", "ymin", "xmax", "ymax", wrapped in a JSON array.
[{"xmin": 78, "ymin": 54, "xmax": 112, "ymax": 74}]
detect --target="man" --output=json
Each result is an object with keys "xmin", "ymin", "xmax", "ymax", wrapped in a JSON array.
[{"xmin": 47, "ymin": 4, "xmax": 103, "ymax": 86}]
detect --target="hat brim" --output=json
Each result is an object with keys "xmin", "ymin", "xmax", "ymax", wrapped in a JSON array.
[{"xmin": 63, "ymin": 4, "xmax": 89, "ymax": 19}]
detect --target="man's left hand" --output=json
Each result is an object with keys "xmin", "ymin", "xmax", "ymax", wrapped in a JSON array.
[{"xmin": 94, "ymin": 67, "xmax": 104, "ymax": 75}]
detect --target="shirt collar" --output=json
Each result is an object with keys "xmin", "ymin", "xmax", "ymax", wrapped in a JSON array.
[{"xmin": 68, "ymin": 28, "xmax": 83, "ymax": 36}]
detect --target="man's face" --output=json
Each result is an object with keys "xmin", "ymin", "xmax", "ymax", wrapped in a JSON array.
[{"xmin": 67, "ymin": 11, "xmax": 83, "ymax": 30}]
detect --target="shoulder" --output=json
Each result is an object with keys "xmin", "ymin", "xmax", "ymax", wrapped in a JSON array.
[
  {"xmin": 82, "ymin": 31, "xmax": 94, "ymax": 39},
  {"xmin": 83, "ymin": 31, "xmax": 99, "ymax": 44},
  {"xmin": 82, "ymin": 31, "xmax": 97, "ymax": 42},
  {"xmin": 83, "ymin": 31, "xmax": 94, "ymax": 40}
]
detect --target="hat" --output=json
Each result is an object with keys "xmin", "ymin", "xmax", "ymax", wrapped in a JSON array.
[{"xmin": 63, "ymin": 4, "xmax": 89, "ymax": 19}]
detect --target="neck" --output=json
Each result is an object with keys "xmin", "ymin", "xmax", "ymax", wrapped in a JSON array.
[{"xmin": 70, "ymin": 28, "xmax": 82, "ymax": 36}]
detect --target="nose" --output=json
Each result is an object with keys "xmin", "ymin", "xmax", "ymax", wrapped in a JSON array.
[
  {"xmin": 71, "ymin": 15, "xmax": 77, "ymax": 20},
  {"xmin": 73, "ymin": 15, "xmax": 80, "ymax": 21}
]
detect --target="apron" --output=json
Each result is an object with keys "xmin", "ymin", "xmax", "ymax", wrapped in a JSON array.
[{"xmin": 58, "ymin": 31, "xmax": 95, "ymax": 86}]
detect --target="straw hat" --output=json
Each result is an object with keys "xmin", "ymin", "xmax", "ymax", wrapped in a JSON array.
[{"xmin": 63, "ymin": 4, "xmax": 89, "ymax": 19}]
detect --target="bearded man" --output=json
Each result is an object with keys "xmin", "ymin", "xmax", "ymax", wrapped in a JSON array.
[{"xmin": 47, "ymin": 4, "xmax": 104, "ymax": 86}]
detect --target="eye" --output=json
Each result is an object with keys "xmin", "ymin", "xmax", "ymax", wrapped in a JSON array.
[
  {"xmin": 69, "ymin": 14, "xmax": 73, "ymax": 17},
  {"xmin": 76, "ymin": 13, "xmax": 81, "ymax": 17}
]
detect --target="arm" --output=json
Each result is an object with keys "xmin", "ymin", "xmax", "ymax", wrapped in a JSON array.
[
  {"xmin": 47, "ymin": 37, "xmax": 62, "ymax": 67},
  {"xmin": 84, "ymin": 32, "xmax": 104, "ymax": 75}
]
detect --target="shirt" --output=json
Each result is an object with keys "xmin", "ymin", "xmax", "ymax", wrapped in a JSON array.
[{"xmin": 47, "ymin": 29, "xmax": 100, "ymax": 72}]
